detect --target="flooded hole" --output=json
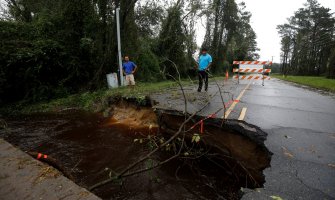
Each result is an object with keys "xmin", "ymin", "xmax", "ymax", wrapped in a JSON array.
[
  {"xmin": 157, "ymin": 110, "xmax": 272, "ymax": 189},
  {"xmin": 0, "ymin": 99, "xmax": 272, "ymax": 200}
]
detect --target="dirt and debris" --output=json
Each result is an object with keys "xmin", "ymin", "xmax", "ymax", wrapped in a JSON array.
[
  {"xmin": 281, "ymin": 146, "xmax": 294, "ymax": 159},
  {"xmin": 33, "ymin": 166, "xmax": 61, "ymax": 184}
]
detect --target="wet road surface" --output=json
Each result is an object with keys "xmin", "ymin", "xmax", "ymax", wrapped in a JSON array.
[
  {"xmin": 239, "ymin": 79, "xmax": 335, "ymax": 200},
  {"xmin": 152, "ymin": 77, "xmax": 335, "ymax": 199}
]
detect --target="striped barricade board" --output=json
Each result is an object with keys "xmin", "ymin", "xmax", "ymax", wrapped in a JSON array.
[
  {"xmin": 233, "ymin": 69, "xmax": 272, "ymax": 73},
  {"xmin": 233, "ymin": 75, "xmax": 271, "ymax": 80},
  {"xmin": 233, "ymin": 61, "xmax": 273, "ymax": 65},
  {"xmin": 232, "ymin": 61, "xmax": 272, "ymax": 85}
]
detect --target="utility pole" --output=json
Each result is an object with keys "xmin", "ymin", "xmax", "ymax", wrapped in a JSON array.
[{"xmin": 116, "ymin": 7, "xmax": 123, "ymax": 86}]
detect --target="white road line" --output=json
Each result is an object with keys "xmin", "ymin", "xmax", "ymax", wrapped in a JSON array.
[
  {"xmin": 223, "ymin": 81, "xmax": 251, "ymax": 119},
  {"xmin": 238, "ymin": 107, "xmax": 247, "ymax": 121}
]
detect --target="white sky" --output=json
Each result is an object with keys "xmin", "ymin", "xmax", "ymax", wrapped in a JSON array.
[{"xmin": 196, "ymin": 0, "xmax": 335, "ymax": 63}]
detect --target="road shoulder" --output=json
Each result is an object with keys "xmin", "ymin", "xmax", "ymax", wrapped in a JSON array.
[{"xmin": 0, "ymin": 139, "xmax": 100, "ymax": 200}]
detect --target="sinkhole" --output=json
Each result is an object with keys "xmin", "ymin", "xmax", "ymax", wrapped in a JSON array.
[{"xmin": 0, "ymin": 97, "xmax": 272, "ymax": 200}]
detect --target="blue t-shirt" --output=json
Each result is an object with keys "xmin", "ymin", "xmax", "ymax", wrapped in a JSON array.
[
  {"xmin": 123, "ymin": 61, "xmax": 136, "ymax": 75},
  {"xmin": 198, "ymin": 54, "xmax": 212, "ymax": 71}
]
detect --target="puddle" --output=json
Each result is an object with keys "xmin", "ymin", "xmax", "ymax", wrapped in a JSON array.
[{"xmin": 0, "ymin": 101, "xmax": 272, "ymax": 200}]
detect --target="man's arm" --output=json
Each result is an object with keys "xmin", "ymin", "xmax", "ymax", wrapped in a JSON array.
[
  {"xmin": 206, "ymin": 55, "xmax": 213, "ymax": 70},
  {"xmin": 195, "ymin": 62, "xmax": 199, "ymax": 70},
  {"xmin": 122, "ymin": 64, "xmax": 126, "ymax": 76},
  {"xmin": 132, "ymin": 63, "xmax": 138, "ymax": 74},
  {"xmin": 195, "ymin": 57, "xmax": 200, "ymax": 70},
  {"xmin": 206, "ymin": 62, "xmax": 212, "ymax": 71}
]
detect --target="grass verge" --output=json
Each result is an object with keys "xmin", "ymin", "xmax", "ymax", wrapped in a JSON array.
[
  {"xmin": 0, "ymin": 80, "xmax": 192, "ymax": 115},
  {"xmin": 272, "ymin": 75, "xmax": 335, "ymax": 92}
]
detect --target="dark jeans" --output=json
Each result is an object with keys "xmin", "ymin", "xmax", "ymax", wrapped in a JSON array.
[{"xmin": 198, "ymin": 71, "xmax": 208, "ymax": 92}]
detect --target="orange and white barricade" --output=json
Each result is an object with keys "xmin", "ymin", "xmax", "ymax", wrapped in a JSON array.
[{"xmin": 233, "ymin": 61, "xmax": 272, "ymax": 86}]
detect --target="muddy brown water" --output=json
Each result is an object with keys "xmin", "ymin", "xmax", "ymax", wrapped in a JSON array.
[{"xmin": 0, "ymin": 111, "xmax": 258, "ymax": 200}]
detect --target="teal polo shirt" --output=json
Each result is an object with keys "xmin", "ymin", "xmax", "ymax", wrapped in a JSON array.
[{"xmin": 198, "ymin": 53, "xmax": 212, "ymax": 71}]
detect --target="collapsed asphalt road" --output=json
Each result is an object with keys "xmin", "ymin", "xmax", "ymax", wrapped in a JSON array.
[
  {"xmin": 1, "ymin": 77, "xmax": 333, "ymax": 200},
  {"xmin": 151, "ymin": 77, "xmax": 335, "ymax": 200}
]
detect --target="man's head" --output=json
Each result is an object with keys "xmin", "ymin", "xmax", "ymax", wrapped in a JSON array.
[
  {"xmin": 125, "ymin": 56, "xmax": 129, "ymax": 62},
  {"xmin": 201, "ymin": 47, "xmax": 208, "ymax": 55}
]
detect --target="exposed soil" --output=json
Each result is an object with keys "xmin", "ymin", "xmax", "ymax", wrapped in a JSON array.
[
  {"xmin": 0, "ymin": 98, "xmax": 272, "ymax": 200},
  {"xmin": 105, "ymin": 101, "xmax": 158, "ymax": 129}
]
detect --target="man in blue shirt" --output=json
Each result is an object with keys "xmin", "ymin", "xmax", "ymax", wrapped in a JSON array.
[
  {"xmin": 196, "ymin": 47, "xmax": 212, "ymax": 92},
  {"xmin": 123, "ymin": 56, "xmax": 138, "ymax": 86}
]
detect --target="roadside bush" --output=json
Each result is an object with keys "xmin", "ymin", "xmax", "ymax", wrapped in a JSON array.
[
  {"xmin": 0, "ymin": 20, "xmax": 100, "ymax": 103},
  {"xmin": 136, "ymin": 48, "xmax": 161, "ymax": 82}
]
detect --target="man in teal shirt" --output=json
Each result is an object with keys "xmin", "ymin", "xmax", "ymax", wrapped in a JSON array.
[{"xmin": 196, "ymin": 48, "xmax": 212, "ymax": 92}]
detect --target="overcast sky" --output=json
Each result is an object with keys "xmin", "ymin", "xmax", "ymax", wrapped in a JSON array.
[{"xmin": 196, "ymin": 0, "xmax": 335, "ymax": 63}]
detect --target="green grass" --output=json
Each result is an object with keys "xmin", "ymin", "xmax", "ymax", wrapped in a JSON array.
[
  {"xmin": 272, "ymin": 74, "xmax": 335, "ymax": 92},
  {"xmin": 0, "ymin": 80, "xmax": 193, "ymax": 115}
]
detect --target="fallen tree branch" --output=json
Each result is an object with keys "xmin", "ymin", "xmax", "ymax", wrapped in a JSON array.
[
  {"xmin": 90, "ymin": 61, "xmax": 210, "ymax": 191},
  {"xmin": 89, "ymin": 100, "xmax": 211, "ymax": 191},
  {"xmin": 211, "ymin": 76, "xmax": 227, "ymax": 123},
  {"xmin": 89, "ymin": 62, "xmax": 231, "ymax": 191},
  {"xmin": 120, "ymin": 126, "xmax": 185, "ymax": 179}
]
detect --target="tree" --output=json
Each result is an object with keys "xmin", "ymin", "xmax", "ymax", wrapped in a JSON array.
[
  {"xmin": 157, "ymin": 2, "xmax": 188, "ymax": 77},
  {"xmin": 277, "ymin": 0, "xmax": 335, "ymax": 77},
  {"xmin": 202, "ymin": 0, "xmax": 259, "ymax": 74},
  {"xmin": 0, "ymin": 0, "xmax": 259, "ymax": 104}
]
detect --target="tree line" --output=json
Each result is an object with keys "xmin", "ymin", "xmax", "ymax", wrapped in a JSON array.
[
  {"xmin": 277, "ymin": 0, "xmax": 335, "ymax": 78},
  {"xmin": 0, "ymin": 0, "xmax": 259, "ymax": 103}
]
